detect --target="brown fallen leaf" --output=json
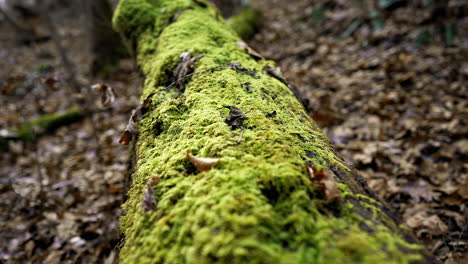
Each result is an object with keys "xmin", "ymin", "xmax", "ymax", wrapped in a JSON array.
[
  {"xmin": 119, "ymin": 93, "xmax": 156, "ymax": 145},
  {"xmin": 405, "ymin": 210, "xmax": 448, "ymax": 236},
  {"xmin": 224, "ymin": 106, "xmax": 245, "ymax": 130},
  {"xmin": 307, "ymin": 166, "xmax": 341, "ymax": 203},
  {"xmin": 186, "ymin": 149, "xmax": 220, "ymax": 172},
  {"xmin": 457, "ymin": 178, "xmax": 468, "ymax": 199},
  {"xmin": 91, "ymin": 83, "xmax": 116, "ymax": 108},
  {"xmin": 400, "ymin": 180, "xmax": 440, "ymax": 202},
  {"xmin": 236, "ymin": 41, "xmax": 264, "ymax": 60},
  {"xmin": 119, "ymin": 109, "xmax": 138, "ymax": 145}
]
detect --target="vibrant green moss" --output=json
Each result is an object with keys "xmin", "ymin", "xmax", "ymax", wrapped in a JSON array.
[{"xmin": 113, "ymin": 1, "xmax": 425, "ymax": 263}]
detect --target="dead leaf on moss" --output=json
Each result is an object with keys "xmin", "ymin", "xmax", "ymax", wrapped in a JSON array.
[
  {"xmin": 134, "ymin": 92, "xmax": 156, "ymax": 121},
  {"xmin": 173, "ymin": 52, "xmax": 204, "ymax": 91},
  {"xmin": 119, "ymin": 93, "xmax": 156, "ymax": 145},
  {"xmin": 236, "ymin": 41, "xmax": 264, "ymax": 60},
  {"xmin": 224, "ymin": 106, "xmax": 245, "ymax": 130},
  {"xmin": 186, "ymin": 149, "xmax": 220, "ymax": 172},
  {"xmin": 119, "ymin": 109, "xmax": 138, "ymax": 145},
  {"xmin": 243, "ymin": 82, "xmax": 253, "ymax": 93},
  {"xmin": 307, "ymin": 166, "xmax": 342, "ymax": 203}
]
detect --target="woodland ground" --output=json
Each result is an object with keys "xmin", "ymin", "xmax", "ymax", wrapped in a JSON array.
[{"xmin": 0, "ymin": 0, "xmax": 466, "ymax": 263}]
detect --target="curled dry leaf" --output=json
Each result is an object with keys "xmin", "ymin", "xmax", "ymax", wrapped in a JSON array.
[
  {"xmin": 236, "ymin": 41, "xmax": 264, "ymax": 60},
  {"xmin": 224, "ymin": 106, "xmax": 245, "ymax": 130},
  {"xmin": 119, "ymin": 93, "xmax": 156, "ymax": 145},
  {"xmin": 91, "ymin": 83, "xmax": 116, "ymax": 108},
  {"xmin": 186, "ymin": 149, "xmax": 220, "ymax": 172},
  {"xmin": 119, "ymin": 109, "xmax": 138, "ymax": 145},
  {"xmin": 173, "ymin": 52, "xmax": 204, "ymax": 90},
  {"xmin": 307, "ymin": 166, "xmax": 342, "ymax": 203}
]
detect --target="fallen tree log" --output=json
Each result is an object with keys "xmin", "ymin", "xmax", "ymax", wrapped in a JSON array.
[{"xmin": 113, "ymin": 0, "xmax": 435, "ymax": 263}]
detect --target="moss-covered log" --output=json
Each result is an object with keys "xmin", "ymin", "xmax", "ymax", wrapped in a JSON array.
[{"xmin": 113, "ymin": 1, "xmax": 434, "ymax": 263}]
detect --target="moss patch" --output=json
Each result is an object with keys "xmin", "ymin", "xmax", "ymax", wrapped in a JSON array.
[{"xmin": 113, "ymin": 0, "xmax": 425, "ymax": 263}]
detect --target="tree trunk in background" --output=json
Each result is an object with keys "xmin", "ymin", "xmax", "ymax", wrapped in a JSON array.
[
  {"xmin": 112, "ymin": 0, "xmax": 436, "ymax": 263},
  {"xmin": 83, "ymin": 0, "xmax": 125, "ymax": 75}
]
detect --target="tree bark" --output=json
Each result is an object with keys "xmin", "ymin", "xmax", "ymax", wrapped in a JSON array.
[{"xmin": 113, "ymin": 1, "xmax": 435, "ymax": 263}]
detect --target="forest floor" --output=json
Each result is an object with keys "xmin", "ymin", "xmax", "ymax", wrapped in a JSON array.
[{"xmin": 0, "ymin": 0, "xmax": 467, "ymax": 263}]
